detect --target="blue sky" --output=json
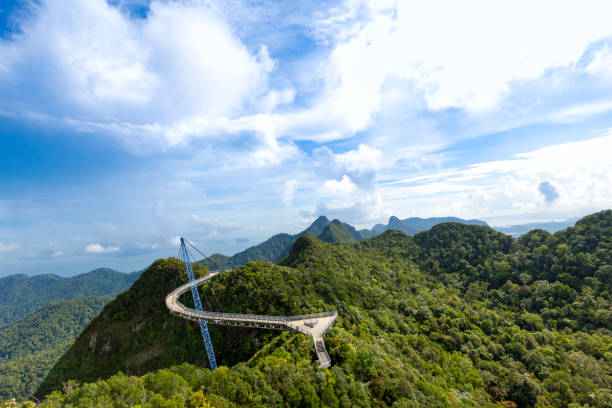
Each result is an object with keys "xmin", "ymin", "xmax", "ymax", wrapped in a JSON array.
[{"xmin": 1, "ymin": 0, "xmax": 612, "ymax": 276}]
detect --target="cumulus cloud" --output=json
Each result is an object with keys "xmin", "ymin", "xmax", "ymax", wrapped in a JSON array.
[
  {"xmin": 85, "ymin": 243, "xmax": 119, "ymax": 253},
  {"xmin": 334, "ymin": 144, "xmax": 382, "ymax": 172},
  {"xmin": 1, "ymin": 0, "xmax": 612, "ymax": 167},
  {"xmin": 0, "ymin": 0, "xmax": 275, "ymax": 149},
  {"xmin": 539, "ymin": 181, "xmax": 560, "ymax": 204},
  {"xmin": 321, "ymin": 175, "xmax": 358, "ymax": 197},
  {"xmin": 317, "ymin": 0, "xmax": 612, "ymax": 114}
]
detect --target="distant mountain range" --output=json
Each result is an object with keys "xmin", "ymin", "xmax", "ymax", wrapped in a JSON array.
[
  {"xmin": 493, "ymin": 218, "xmax": 578, "ymax": 237},
  {"xmin": 0, "ymin": 268, "xmax": 141, "ymax": 325},
  {"xmin": 369, "ymin": 216, "xmax": 488, "ymax": 236},
  {"xmin": 199, "ymin": 215, "xmax": 490, "ymax": 269},
  {"xmin": 200, "ymin": 215, "xmax": 337, "ymax": 269}
]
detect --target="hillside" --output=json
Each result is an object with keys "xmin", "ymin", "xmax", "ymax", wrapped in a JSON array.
[
  {"xmin": 0, "ymin": 296, "xmax": 109, "ymax": 400},
  {"xmin": 35, "ymin": 259, "xmax": 211, "ymax": 397},
  {"xmin": 317, "ymin": 219, "xmax": 357, "ymax": 244},
  {"xmin": 29, "ymin": 210, "xmax": 612, "ymax": 407},
  {"xmin": 0, "ymin": 268, "xmax": 141, "ymax": 325}
]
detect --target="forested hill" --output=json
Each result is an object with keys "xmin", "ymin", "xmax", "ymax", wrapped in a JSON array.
[
  {"xmin": 0, "ymin": 268, "xmax": 141, "ymax": 325},
  {"xmin": 317, "ymin": 219, "xmax": 360, "ymax": 243},
  {"xmin": 0, "ymin": 296, "xmax": 109, "ymax": 400},
  {"xmin": 31, "ymin": 210, "xmax": 612, "ymax": 407}
]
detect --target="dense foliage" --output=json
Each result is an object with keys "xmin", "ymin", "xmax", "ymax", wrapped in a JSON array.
[
  {"xmin": 9, "ymin": 210, "xmax": 612, "ymax": 407},
  {"xmin": 35, "ymin": 260, "xmax": 213, "ymax": 397},
  {"xmin": 0, "ymin": 268, "xmax": 140, "ymax": 325},
  {"xmin": 0, "ymin": 296, "xmax": 109, "ymax": 400},
  {"xmin": 317, "ymin": 220, "xmax": 358, "ymax": 244},
  {"xmin": 414, "ymin": 212, "xmax": 612, "ymax": 332}
]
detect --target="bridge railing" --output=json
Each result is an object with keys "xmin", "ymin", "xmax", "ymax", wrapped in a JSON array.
[
  {"xmin": 318, "ymin": 313, "xmax": 338, "ymax": 335},
  {"xmin": 286, "ymin": 311, "xmax": 338, "ymax": 321},
  {"xmin": 181, "ymin": 307, "xmax": 292, "ymax": 323},
  {"xmin": 178, "ymin": 303, "xmax": 338, "ymax": 324}
]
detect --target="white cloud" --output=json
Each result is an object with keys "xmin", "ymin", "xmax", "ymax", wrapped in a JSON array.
[
  {"xmin": 586, "ymin": 43, "xmax": 612, "ymax": 76},
  {"xmin": 334, "ymin": 144, "xmax": 382, "ymax": 172},
  {"xmin": 282, "ymin": 180, "xmax": 298, "ymax": 206},
  {"xmin": 0, "ymin": 243, "xmax": 20, "ymax": 252},
  {"xmin": 318, "ymin": 0, "xmax": 612, "ymax": 115},
  {"xmin": 169, "ymin": 236, "xmax": 181, "ymax": 247},
  {"xmin": 321, "ymin": 174, "xmax": 358, "ymax": 197},
  {"xmin": 0, "ymin": 0, "xmax": 273, "ymax": 148},
  {"xmin": 2, "ymin": 0, "xmax": 612, "ymax": 163},
  {"xmin": 258, "ymin": 88, "xmax": 296, "ymax": 112},
  {"xmin": 381, "ymin": 131, "xmax": 612, "ymax": 219},
  {"xmin": 85, "ymin": 243, "xmax": 119, "ymax": 253}
]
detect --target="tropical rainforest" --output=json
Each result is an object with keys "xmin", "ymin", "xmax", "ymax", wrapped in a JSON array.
[
  {"xmin": 0, "ymin": 268, "xmax": 140, "ymax": 325},
  {"xmin": 0, "ymin": 296, "xmax": 110, "ymax": 400},
  {"xmin": 2, "ymin": 210, "xmax": 611, "ymax": 407}
]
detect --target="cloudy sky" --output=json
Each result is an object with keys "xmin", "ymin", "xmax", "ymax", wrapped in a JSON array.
[{"xmin": 1, "ymin": 0, "xmax": 611, "ymax": 276}]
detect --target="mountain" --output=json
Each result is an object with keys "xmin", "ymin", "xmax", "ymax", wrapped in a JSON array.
[
  {"xmin": 492, "ymin": 218, "xmax": 578, "ymax": 236},
  {"xmin": 317, "ymin": 219, "xmax": 357, "ymax": 244},
  {"xmin": 296, "ymin": 215, "xmax": 331, "ymax": 238},
  {"xmin": 0, "ymin": 296, "xmax": 109, "ymax": 400},
  {"xmin": 0, "ymin": 268, "xmax": 141, "ymax": 325},
  {"xmin": 32, "ymin": 210, "xmax": 612, "ymax": 408},
  {"xmin": 198, "ymin": 216, "xmax": 332, "ymax": 270},
  {"xmin": 199, "ymin": 216, "xmax": 375, "ymax": 270},
  {"xmin": 369, "ymin": 215, "xmax": 488, "ymax": 235}
]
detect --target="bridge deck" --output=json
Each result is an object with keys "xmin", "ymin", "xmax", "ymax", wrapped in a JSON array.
[{"xmin": 166, "ymin": 272, "xmax": 337, "ymax": 368}]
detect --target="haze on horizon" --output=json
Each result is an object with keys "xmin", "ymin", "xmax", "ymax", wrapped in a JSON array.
[{"xmin": 1, "ymin": 0, "xmax": 611, "ymax": 276}]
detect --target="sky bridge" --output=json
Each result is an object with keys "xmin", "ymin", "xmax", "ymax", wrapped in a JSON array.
[{"xmin": 165, "ymin": 271, "xmax": 337, "ymax": 368}]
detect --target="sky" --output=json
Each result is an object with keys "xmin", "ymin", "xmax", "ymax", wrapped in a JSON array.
[{"xmin": 1, "ymin": 0, "xmax": 611, "ymax": 276}]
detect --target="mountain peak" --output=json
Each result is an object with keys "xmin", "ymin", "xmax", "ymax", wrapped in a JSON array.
[
  {"xmin": 298, "ymin": 215, "xmax": 330, "ymax": 238},
  {"xmin": 313, "ymin": 215, "xmax": 330, "ymax": 224},
  {"xmin": 317, "ymin": 220, "xmax": 356, "ymax": 244}
]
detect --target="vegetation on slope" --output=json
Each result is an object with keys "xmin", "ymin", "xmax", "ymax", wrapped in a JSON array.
[
  {"xmin": 13, "ymin": 209, "xmax": 610, "ymax": 407},
  {"xmin": 317, "ymin": 220, "xmax": 357, "ymax": 244},
  {"xmin": 0, "ymin": 296, "xmax": 109, "ymax": 400},
  {"xmin": 35, "ymin": 260, "xmax": 213, "ymax": 397},
  {"xmin": 0, "ymin": 268, "xmax": 140, "ymax": 325}
]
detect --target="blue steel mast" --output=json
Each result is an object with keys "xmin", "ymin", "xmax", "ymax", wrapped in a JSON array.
[{"xmin": 179, "ymin": 237, "xmax": 217, "ymax": 371}]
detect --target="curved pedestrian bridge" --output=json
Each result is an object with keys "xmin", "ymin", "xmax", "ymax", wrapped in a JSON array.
[{"xmin": 165, "ymin": 271, "xmax": 337, "ymax": 368}]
